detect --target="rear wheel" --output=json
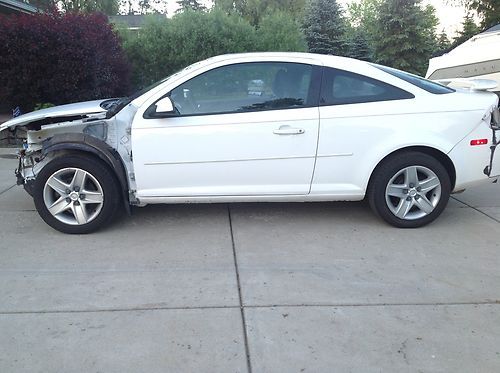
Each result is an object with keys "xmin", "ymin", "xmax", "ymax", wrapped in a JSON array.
[
  {"xmin": 33, "ymin": 155, "xmax": 120, "ymax": 234},
  {"xmin": 368, "ymin": 152, "xmax": 451, "ymax": 228}
]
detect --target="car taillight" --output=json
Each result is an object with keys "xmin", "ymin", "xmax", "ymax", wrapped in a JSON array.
[{"xmin": 470, "ymin": 139, "xmax": 488, "ymax": 146}]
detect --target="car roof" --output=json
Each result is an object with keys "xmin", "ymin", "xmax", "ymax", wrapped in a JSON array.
[
  {"xmin": 202, "ymin": 52, "xmax": 369, "ymax": 70},
  {"xmin": 131, "ymin": 52, "xmax": 429, "ymax": 107}
]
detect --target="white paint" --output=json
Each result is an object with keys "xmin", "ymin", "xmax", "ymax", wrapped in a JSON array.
[{"xmin": 127, "ymin": 53, "xmax": 499, "ymax": 202}]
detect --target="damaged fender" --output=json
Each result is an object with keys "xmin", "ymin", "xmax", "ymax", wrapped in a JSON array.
[{"xmin": 21, "ymin": 133, "xmax": 132, "ymax": 214}]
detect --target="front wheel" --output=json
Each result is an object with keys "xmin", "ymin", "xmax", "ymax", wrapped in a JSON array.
[
  {"xmin": 368, "ymin": 152, "xmax": 451, "ymax": 228},
  {"xmin": 33, "ymin": 155, "xmax": 121, "ymax": 234}
]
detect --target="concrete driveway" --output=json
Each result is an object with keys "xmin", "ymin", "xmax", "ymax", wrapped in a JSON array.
[{"xmin": 0, "ymin": 148, "xmax": 499, "ymax": 372}]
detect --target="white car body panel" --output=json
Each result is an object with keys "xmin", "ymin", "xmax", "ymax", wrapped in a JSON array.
[
  {"xmin": 129, "ymin": 53, "xmax": 499, "ymax": 201},
  {"xmin": 313, "ymin": 93, "xmax": 494, "ymax": 196},
  {"xmin": 0, "ymin": 99, "xmax": 109, "ymax": 131},
  {"xmin": 132, "ymin": 107, "xmax": 319, "ymax": 197}
]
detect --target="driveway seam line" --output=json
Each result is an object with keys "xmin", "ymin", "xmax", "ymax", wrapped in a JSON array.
[
  {"xmin": 228, "ymin": 205, "xmax": 253, "ymax": 373},
  {"xmin": 451, "ymin": 196, "xmax": 500, "ymax": 223},
  {"xmin": 1, "ymin": 301, "xmax": 498, "ymax": 315},
  {"xmin": 0, "ymin": 184, "xmax": 15, "ymax": 196}
]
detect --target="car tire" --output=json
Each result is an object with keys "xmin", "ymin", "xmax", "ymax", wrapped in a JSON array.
[
  {"xmin": 367, "ymin": 151, "xmax": 451, "ymax": 228},
  {"xmin": 33, "ymin": 154, "xmax": 121, "ymax": 234}
]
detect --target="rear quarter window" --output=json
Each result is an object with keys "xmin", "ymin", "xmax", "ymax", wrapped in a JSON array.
[
  {"xmin": 373, "ymin": 64, "xmax": 455, "ymax": 94},
  {"xmin": 320, "ymin": 67, "xmax": 414, "ymax": 106}
]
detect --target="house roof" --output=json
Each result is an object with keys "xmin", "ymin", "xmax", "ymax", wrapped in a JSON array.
[
  {"xmin": 0, "ymin": 0, "xmax": 38, "ymax": 14},
  {"xmin": 109, "ymin": 14, "xmax": 165, "ymax": 30}
]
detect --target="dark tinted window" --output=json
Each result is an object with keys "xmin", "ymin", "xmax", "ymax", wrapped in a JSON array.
[
  {"xmin": 170, "ymin": 62, "xmax": 314, "ymax": 116},
  {"xmin": 373, "ymin": 64, "xmax": 455, "ymax": 94},
  {"xmin": 320, "ymin": 67, "xmax": 414, "ymax": 106}
]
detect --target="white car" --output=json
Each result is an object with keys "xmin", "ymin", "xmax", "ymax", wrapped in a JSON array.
[{"xmin": 1, "ymin": 52, "xmax": 499, "ymax": 234}]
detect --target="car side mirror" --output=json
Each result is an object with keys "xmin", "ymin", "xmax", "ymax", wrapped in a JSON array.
[{"xmin": 155, "ymin": 97, "xmax": 175, "ymax": 114}]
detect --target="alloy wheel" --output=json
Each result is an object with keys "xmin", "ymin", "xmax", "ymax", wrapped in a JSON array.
[
  {"xmin": 43, "ymin": 167, "xmax": 104, "ymax": 226},
  {"xmin": 385, "ymin": 165, "xmax": 442, "ymax": 220}
]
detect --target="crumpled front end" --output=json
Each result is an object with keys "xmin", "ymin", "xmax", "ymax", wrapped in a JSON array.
[{"xmin": 13, "ymin": 119, "xmax": 112, "ymax": 196}]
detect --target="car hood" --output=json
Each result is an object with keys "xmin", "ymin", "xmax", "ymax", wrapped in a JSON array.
[{"xmin": 0, "ymin": 99, "xmax": 111, "ymax": 132}]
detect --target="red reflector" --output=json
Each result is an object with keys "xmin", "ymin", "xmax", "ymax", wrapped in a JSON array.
[{"xmin": 470, "ymin": 139, "xmax": 488, "ymax": 146}]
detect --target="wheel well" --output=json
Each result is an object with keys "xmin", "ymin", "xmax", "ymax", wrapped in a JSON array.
[
  {"xmin": 43, "ymin": 149, "xmax": 131, "ymax": 214},
  {"xmin": 41, "ymin": 134, "xmax": 131, "ymax": 214},
  {"xmin": 368, "ymin": 146, "xmax": 456, "ymax": 190}
]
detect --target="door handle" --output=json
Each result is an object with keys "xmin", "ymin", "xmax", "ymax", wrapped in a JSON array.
[{"xmin": 273, "ymin": 126, "xmax": 305, "ymax": 135}]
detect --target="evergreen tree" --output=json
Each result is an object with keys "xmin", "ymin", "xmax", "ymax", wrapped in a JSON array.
[
  {"xmin": 451, "ymin": 13, "xmax": 480, "ymax": 48},
  {"xmin": 302, "ymin": 0, "xmax": 347, "ymax": 55},
  {"xmin": 176, "ymin": 0, "xmax": 206, "ymax": 13},
  {"xmin": 214, "ymin": 0, "xmax": 307, "ymax": 26},
  {"xmin": 432, "ymin": 30, "xmax": 451, "ymax": 56},
  {"xmin": 373, "ymin": 0, "xmax": 438, "ymax": 75},
  {"xmin": 345, "ymin": 28, "xmax": 373, "ymax": 61},
  {"xmin": 28, "ymin": 0, "xmax": 120, "ymax": 14},
  {"xmin": 459, "ymin": 0, "xmax": 499, "ymax": 29},
  {"xmin": 120, "ymin": 0, "xmax": 165, "ymax": 14}
]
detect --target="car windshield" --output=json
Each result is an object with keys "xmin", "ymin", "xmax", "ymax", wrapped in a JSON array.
[
  {"xmin": 372, "ymin": 64, "xmax": 455, "ymax": 94},
  {"xmin": 105, "ymin": 66, "xmax": 192, "ymax": 118}
]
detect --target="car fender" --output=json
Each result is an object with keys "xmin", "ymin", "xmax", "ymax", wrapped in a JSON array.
[
  {"xmin": 364, "ymin": 142, "xmax": 456, "ymax": 190},
  {"xmin": 41, "ymin": 133, "xmax": 131, "ymax": 213}
]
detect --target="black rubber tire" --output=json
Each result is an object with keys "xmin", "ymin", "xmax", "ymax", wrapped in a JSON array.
[
  {"xmin": 367, "ymin": 151, "xmax": 451, "ymax": 228},
  {"xmin": 33, "ymin": 155, "xmax": 121, "ymax": 234}
]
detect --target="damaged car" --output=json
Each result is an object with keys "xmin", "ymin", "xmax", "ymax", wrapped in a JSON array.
[{"xmin": 1, "ymin": 52, "xmax": 499, "ymax": 234}]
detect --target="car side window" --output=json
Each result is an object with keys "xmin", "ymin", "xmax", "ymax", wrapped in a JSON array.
[
  {"xmin": 169, "ymin": 62, "xmax": 314, "ymax": 116},
  {"xmin": 320, "ymin": 67, "xmax": 414, "ymax": 106}
]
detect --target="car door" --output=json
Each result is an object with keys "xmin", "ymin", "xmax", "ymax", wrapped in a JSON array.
[
  {"xmin": 311, "ymin": 66, "xmax": 416, "ymax": 197},
  {"xmin": 131, "ymin": 61, "xmax": 322, "ymax": 198}
]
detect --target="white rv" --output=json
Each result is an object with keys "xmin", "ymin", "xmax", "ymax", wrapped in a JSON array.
[{"xmin": 426, "ymin": 24, "xmax": 500, "ymax": 94}]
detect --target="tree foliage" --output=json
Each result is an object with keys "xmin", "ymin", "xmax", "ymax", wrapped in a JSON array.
[
  {"xmin": 28, "ymin": 0, "xmax": 119, "ymax": 14},
  {"xmin": 372, "ymin": 0, "xmax": 437, "ymax": 75},
  {"xmin": 256, "ymin": 11, "xmax": 307, "ymax": 51},
  {"xmin": 121, "ymin": 0, "xmax": 166, "ymax": 14},
  {"xmin": 433, "ymin": 29, "xmax": 451, "ymax": 56},
  {"xmin": 0, "ymin": 12, "xmax": 130, "ymax": 111},
  {"xmin": 122, "ymin": 9, "xmax": 307, "ymax": 89},
  {"xmin": 302, "ymin": 0, "xmax": 346, "ymax": 55},
  {"xmin": 346, "ymin": 0, "xmax": 380, "ymax": 52},
  {"xmin": 344, "ymin": 28, "xmax": 373, "ymax": 61},
  {"xmin": 457, "ymin": 0, "xmax": 499, "ymax": 29},
  {"xmin": 176, "ymin": 0, "xmax": 206, "ymax": 13},
  {"xmin": 214, "ymin": 0, "xmax": 306, "ymax": 25},
  {"xmin": 451, "ymin": 13, "xmax": 480, "ymax": 48}
]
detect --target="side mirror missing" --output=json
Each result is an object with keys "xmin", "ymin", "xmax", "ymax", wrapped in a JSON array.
[{"xmin": 155, "ymin": 97, "xmax": 175, "ymax": 114}]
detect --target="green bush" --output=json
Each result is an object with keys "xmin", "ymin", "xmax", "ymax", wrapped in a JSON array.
[
  {"xmin": 256, "ymin": 12, "xmax": 307, "ymax": 52},
  {"xmin": 121, "ymin": 10, "xmax": 306, "ymax": 90}
]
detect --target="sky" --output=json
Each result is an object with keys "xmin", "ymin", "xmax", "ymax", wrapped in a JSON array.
[{"xmin": 423, "ymin": 0, "xmax": 468, "ymax": 36}]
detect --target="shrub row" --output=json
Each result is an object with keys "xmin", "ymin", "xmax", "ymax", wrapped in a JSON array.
[
  {"xmin": 0, "ymin": 10, "xmax": 306, "ymax": 111},
  {"xmin": 120, "ymin": 10, "xmax": 306, "ymax": 90},
  {"xmin": 0, "ymin": 12, "xmax": 130, "ymax": 112}
]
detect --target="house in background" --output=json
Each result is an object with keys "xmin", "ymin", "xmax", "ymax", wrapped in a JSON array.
[
  {"xmin": 0, "ymin": 0, "xmax": 37, "ymax": 15},
  {"xmin": 109, "ymin": 14, "xmax": 165, "ymax": 31}
]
